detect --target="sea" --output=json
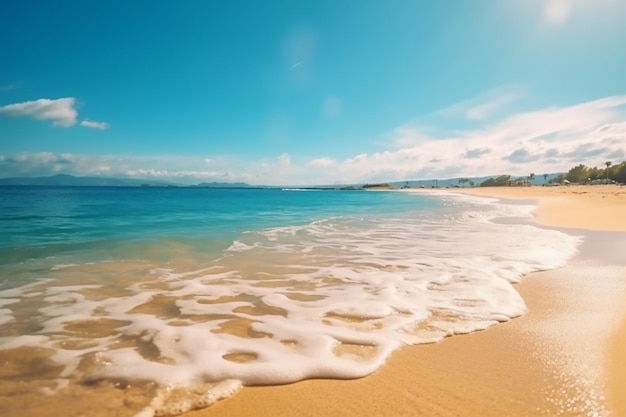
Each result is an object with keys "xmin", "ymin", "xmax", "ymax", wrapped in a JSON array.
[{"xmin": 0, "ymin": 186, "xmax": 581, "ymax": 417}]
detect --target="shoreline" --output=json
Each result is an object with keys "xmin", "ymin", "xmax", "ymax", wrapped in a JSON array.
[
  {"xmin": 189, "ymin": 185, "xmax": 626, "ymax": 417},
  {"xmin": 455, "ymin": 184, "xmax": 626, "ymax": 416},
  {"xmin": 454, "ymin": 184, "xmax": 626, "ymax": 232}
]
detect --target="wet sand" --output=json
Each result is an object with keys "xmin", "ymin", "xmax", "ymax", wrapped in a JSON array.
[
  {"xmin": 459, "ymin": 184, "xmax": 626, "ymax": 232},
  {"xmin": 189, "ymin": 185, "xmax": 626, "ymax": 417}
]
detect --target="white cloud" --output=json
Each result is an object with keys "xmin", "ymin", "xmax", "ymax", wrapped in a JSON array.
[
  {"xmin": 0, "ymin": 97, "xmax": 108, "ymax": 129},
  {"xmin": 80, "ymin": 120, "xmax": 109, "ymax": 130},
  {"xmin": 277, "ymin": 153, "xmax": 291, "ymax": 166},
  {"xmin": 279, "ymin": 94, "xmax": 626, "ymax": 184},
  {"xmin": 307, "ymin": 157, "xmax": 336, "ymax": 168},
  {"xmin": 0, "ymin": 153, "xmax": 256, "ymax": 184},
  {"xmin": 366, "ymin": 95, "xmax": 626, "ymax": 180},
  {"xmin": 0, "ymin": 98, "xmax": 77, "ymax": 127},
  {"xmin": 2, "ymin": 95, "xmax": 625, "ymax": 186},
  {"xmin": 0, "ymin": 152, "xmax": 83, "ymax": 176}
]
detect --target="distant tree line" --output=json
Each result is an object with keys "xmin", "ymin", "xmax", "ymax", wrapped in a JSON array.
[
  {"xmin": 479, "ymin": 160, "xmax": 626, "ymax": 187},
  {"xmin": 553, "ymin": 160, "xmax": 626, "ymax": 184},
  {"xmin": 457, "ymin": 178, "xmax": 475, "ymax": 187},
  {"xmin": 480, "ymin": 175, "xmax": 513, "ymax": 187}
]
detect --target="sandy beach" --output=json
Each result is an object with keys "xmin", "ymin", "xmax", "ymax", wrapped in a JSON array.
[
  {"xmin": 188, "ymin": 184, "xmax": 626, "ymax": 417},
  {"xmin": 458, "ymin": 184, "xmax": 626, "ymax": 232}
]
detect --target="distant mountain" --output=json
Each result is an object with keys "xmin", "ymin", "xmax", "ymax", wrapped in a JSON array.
[
  {"xmin": 193, "ymin": 181, "xmax": 252, "ymax": 188},
  {"xmin": 0, "ymin": 174, "xmax": 257, "ymax": 188},
  {"xmin": 0, "ymin": 174, "xmax": 177, "ymax": 187},
  {"xmin": 0, "ymin": 173, "xmax": 566, "ymax": 189}
]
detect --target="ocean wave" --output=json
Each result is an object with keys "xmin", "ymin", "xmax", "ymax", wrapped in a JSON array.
[{"xmin": 0, "ymin": 193, "xmax": 582, "ymax": 416}]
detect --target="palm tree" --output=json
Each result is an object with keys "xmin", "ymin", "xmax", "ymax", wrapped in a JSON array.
[
  {"xmin": 543, "ymin": 173, "xmax": 548, "ymax": 185},
  {"xmin": 605, "ymin": 161, "xmax": 612, "ymax": 181},
  {"xmin": 529, "ymin": 173, "xmax": 535, "ymax": 186}
]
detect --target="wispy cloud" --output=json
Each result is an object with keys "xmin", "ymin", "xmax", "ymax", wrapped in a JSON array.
[
  {"xmin": 282, "ymin": 26, "xmax": 316, "ymax": 87},
  {"xmin": 300, "ymin": 94, "xmax": 626, "ymax": 184},
  {"xmin": 277, "ymin": 153, "xmax": 291, "ymax": 166},
  {"xmin": 367, "ymin": 94, "xmax": 626, "ymax": 180},
  {"xmin": 288, "ymin": 61, "xmax": 302, "ymax": 71},
  {"xmin": 0, "ymin": 152, "xmax": 88, "ymax": 177},
  {"xmin": 0, "ymin": 98, "xmax": 78, "ymax": 127},
  {"xmin": 0, "ymin": 82, "xmax": 19, "ymax": 92},
  {"xmin": 80, "ymin": 120, "xmax": 110, "ymax": 130},
  {"xmin": 2, "ymin": 94, "xmax": 625, "ymax": 185},
  {"xmin": 437, "ymin": 86, "xmax": 526, "ymax": 121}
]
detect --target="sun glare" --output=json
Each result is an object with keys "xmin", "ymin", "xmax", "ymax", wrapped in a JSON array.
[{"xmin": 542, "ymin": 0, "xmax": 624, "ymax": 25}]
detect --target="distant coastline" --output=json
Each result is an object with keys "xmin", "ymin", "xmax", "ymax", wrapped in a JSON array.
[
  {"xmin": 0, "ymin": 173, "xmax": 558, "ymax": 189},
  {"xmin": 1, "ymin": 160, "xmax": 623, "ymax": 189}
]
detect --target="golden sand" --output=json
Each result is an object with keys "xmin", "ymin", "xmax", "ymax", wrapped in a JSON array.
[
  {"xmin": 187, "ymin": 185, "xmax": 626, "ymax": 417},
  {"xmin": 460, "ymin": 184, "xmax": 626, "ymax": 231}
]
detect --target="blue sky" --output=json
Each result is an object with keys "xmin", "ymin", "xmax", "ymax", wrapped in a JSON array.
[{"xmin": 1, "ymin": 0, "xmax": 625, "ymax": 185}]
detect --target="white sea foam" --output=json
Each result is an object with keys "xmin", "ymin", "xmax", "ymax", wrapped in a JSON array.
[
  {"xmin": 0, "ymin": 310, "xmax": 15, "ymax": 326},
  {"xmin": 226, "ymin": 240, "xmax": 254, "ymax": 252},
  {"xmin": 51, "ymin": 263, "xmax": 80, "ymax": 271},
  {"xmin": 0, "ymin": 193, "xmax": 582, "ymax": 416}
]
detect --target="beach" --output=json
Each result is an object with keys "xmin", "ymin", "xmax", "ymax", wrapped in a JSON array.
[
  {"xmin": 189, "ymin": 185, "xmax": 626, "ymax": 417},
  {"xmin": 458, "ymin": 184, "xmax": 626, "ymax": 232}
]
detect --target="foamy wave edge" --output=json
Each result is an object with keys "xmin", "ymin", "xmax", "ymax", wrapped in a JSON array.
[{"xmin": 0, "ymin": 192, "xmax": 583, "ymax": 417}]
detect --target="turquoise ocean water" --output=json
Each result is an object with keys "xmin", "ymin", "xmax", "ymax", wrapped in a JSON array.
[
  {"xmin": 0, "ymin": 187, "xmax": 440, "ymax": 277},
  {"xmin": 0, "ymin": 186, "xmax": 580, "ymax": 417}
]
